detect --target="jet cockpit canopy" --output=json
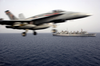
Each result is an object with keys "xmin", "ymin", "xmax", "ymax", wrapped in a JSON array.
[{"xmin": 53, "ymin": 10, "xmax": 65, "ymax": 13}]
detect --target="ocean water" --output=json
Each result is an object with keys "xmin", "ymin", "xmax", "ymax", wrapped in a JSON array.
[{"xmin": 0, "ymin": 33, "xmax": 100, "ymax": 66}]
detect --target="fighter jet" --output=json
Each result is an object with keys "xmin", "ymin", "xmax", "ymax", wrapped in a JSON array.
[{"xmin": 0, "ymin": 10, "xmax": 90, "ymax": 36}]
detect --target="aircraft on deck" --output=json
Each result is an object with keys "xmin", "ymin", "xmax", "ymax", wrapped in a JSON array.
[{"xmin": 0, "ymin": 10, "xmax": 91, "ymax": 36}]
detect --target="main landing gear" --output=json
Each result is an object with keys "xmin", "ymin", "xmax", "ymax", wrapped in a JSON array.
[
  {"xmin": 22, "ymin": 29, "xmax": 28, "ymax": 37},
  {"xmin": 22, "ymin": 32, "xmax": 27, "ymax": 37},
  {"xmin": 22, "ymin": 29, "xmax": 37, "ymax": 37},
  {"xmin": 33, "ymin": 31, "xmax": 37, "ymax": 35}
]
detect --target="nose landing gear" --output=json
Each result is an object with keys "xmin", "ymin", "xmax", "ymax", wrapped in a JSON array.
[
  {"xmin": 52, "ymin": 24, "xmax": 57, "ymax": 33},
  {"xmin": 52, "ymin": 29, "xmax": 57, "ymax": 33}
]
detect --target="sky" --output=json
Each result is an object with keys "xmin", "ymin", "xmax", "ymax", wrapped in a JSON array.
[{"xmin": 0, "ymin": 0, "xmax": 100, "ymax": 33}]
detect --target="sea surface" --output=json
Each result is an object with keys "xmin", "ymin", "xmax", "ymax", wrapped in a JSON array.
[{"xmin": 0, "ymin": 33, "xmax": 100, "ymax": 66}]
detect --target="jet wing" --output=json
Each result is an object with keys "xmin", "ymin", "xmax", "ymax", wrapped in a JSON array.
[
  {"xmin": 26, "ymin": 12, "xmax": 63, "ymax": 21},
  {"xmin": 0, "ymin": 20, "xmax": 31, "ymax": 25}
]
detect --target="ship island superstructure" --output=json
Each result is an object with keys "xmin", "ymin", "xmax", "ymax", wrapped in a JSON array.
[{"xmin": 53, "ymin": 29, "xmax": 96, "ymax": 37}]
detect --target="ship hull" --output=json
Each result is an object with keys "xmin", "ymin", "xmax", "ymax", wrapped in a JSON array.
[{"xmin": 53, "ymin": 33, "xmax": 96, "ymax": 37}]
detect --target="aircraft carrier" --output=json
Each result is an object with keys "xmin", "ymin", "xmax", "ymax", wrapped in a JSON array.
[{"xmin": 53, "ymin": 29, "xmax": 96, "ymax": 37}]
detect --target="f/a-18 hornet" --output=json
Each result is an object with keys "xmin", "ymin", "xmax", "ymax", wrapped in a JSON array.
[{"xmin": 0, "ymin": 10, "xmax": 90, "ymax": 36}]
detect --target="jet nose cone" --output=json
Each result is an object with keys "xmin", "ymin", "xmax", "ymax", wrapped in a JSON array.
[
  {"xmin": 72, "ymin": 13, "xmax": 91, "ymax": 19},
  {"xmin": 85, "ymin": 13, "xmax": 91, "ymax": 17},
  {"xmin": 79, "ymin": 13, "xmax": 91, "ymax": 17}
]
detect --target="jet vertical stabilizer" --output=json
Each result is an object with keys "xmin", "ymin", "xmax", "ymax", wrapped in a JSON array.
[
  {"xmin": 5, "ymin": 10, "xmax": 18, "ymax": 20},
  {"xmin": 19, "ymin": 13, "xmax": 25, "ymax": 20}
]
